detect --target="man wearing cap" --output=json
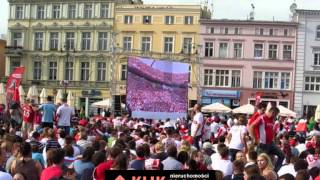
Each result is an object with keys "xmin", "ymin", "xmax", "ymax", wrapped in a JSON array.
[
  {"xmin": 56, "ymin": 98, "xmax": 75, "ymax": 135},
  {"xmin": 191, "ymin": 103, "xmax": 204, "ymax": 150}
]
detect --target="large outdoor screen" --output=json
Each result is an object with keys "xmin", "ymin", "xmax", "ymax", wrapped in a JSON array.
[{"xmin": 126, "ymin": 56, "xmax": 189, "ymax": 120}]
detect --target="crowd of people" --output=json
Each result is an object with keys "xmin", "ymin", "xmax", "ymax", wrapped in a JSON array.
[
  {"xmin": 127, "ymin": 71, "xmax": 187, "ymax": 113},
  {"xmin": 0, "ymin": 99, "xmax": 319, "ymax": 180},
  {"xmin": 129, "ymin": 57, "xmax": 189, "ymax": 86}
]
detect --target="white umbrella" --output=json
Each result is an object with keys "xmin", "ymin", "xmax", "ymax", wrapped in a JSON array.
[
  {"xmin": 91, "ymin": 99, "xmax": 111, "ymax": 108},
  {"xmin": 315, "ymin": 105, "xmax": 320, "ymax": 122},
  {"xmin": 67, "ymin": 91, "xmax": 75, "ymax": 107},
  {"xmin": 18, "ymin": 85, "xmax": 26, "ymax": 104},
  {"xmin": 0, "ymin": 83, "xmax": 5, "ymax": 104},
  {"xmin": 39, "ymin": 88, "xmax": 48, "ymax": 104},
  {"xmin": 55, "ymin": 89, "xmax": 64, "ymax": 104},
  {"xmin": 278, "ymin": 105, "xmax": 296, "ymax": 117},
  {"xmin": 232, "ymin": 104, "xmax": 255, "ymax": 114},
  {"xmin": 27, "ymin": 85, "xmax": 39, "ymax": 104},
  {"xmin": 201, "ymin": 102, "xmax": 231, "ymax": 113}
]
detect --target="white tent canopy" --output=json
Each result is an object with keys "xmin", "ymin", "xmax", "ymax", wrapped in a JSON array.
[
  {"xmin": 18, "ymin": 85, "xmax": 26, "ymax": 104},
  {"xmin": 40, "ymin": 88, "xmax": 48, "ymax": 104},
  {"xmin": 232, "ymin": 104, "xmax": 255, "ymax": 114},
  {"xmin": 91, "ymin": 99, "xmax": 111, "ymax": 108},
  {"xmin": 0, "ymin": 83, "xmax": 5, "ymax": 104},
  {"xmin": 67, "ymin": 91, "xmax": 75, "ymax": 107},
  {"xmin": 27, "ymin": 85, "xmax": 39, "ymax": 104},
  {"xmin": 202, "ymin": 102, "xmax": 231, "ymax": 113},
  {"xmin": 55, "ymin": 89, "xmax": 64, "ymax": 104},
  {"xmin": 278, "ymin": 105, "xmax": 296, "ymax": 117},
  {"xmin": 315, "ymin": 105, "xmax": 320, "ymax": 122}
]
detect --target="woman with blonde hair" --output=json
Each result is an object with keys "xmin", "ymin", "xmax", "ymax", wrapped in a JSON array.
[{"xmin": 257, "ymin": 153, "xmax": 277, "ymax": 180}]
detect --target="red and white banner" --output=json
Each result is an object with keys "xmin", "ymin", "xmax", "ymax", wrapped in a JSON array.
[{"xmin": 6, "ymin": 67, "xmax": 25, "ymax": 105}]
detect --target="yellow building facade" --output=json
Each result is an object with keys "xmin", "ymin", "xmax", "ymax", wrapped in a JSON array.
[{"xmin": 114, "ymin": 4, "xmax": 202, "ymax": 107}]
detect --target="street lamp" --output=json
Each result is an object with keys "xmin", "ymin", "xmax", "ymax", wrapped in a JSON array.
[{"xmin": 60, "ymin": 44, "xmax": 75, "ymax": 99}]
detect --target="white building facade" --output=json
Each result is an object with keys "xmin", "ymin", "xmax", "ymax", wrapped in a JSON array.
[{"xmin": 295, "ymin": 10, "xmax": 320, "ymax": 118}]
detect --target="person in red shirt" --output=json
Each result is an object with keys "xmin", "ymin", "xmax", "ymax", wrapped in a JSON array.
[
  {"xmin": 41, "ymin": 149, "xmax": 65, "ymax": 180},
  {"xmin": 22, "ymin": 99, "xmax": 35, "ymax": 138},
  {"xmin": 249, "ymin": 107, "xmax": 284, "ymax": 172},
  {"xmin": 94, "ymin": 146, "xmax": 121, "ymax": 180},
  {"xmin": 248, "ymin": 102, "xmax": 267, "ymax": 144}
]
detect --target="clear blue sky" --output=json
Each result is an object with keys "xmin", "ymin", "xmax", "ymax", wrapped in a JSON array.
[{"xmin": 1, "ymin": 0, "xmax": 320, "ymax": 35}]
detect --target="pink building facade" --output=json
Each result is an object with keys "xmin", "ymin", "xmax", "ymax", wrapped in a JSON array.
[{"xmin": 199, "ymin": 20, "xmax": 298, "ymax": 109}]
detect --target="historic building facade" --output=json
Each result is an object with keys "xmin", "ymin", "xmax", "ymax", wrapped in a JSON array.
[
  {"xmin": 200, "ymin": 20, "xmax": 298, "ymax": 109},
  {"xmin": 294, "ymin": 10, "xmax": 320, "ymax": 117},
  {"xmin": 114, "ymin": 4, "xmax": 202, "ymax": 108},
  {"xmin": 5, "ymin": 0, "xmax": 117, "ymax": 109}
]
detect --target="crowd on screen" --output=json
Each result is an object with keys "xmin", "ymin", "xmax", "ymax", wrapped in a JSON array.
[
  {"xmin": 127, "ymin": 72, "xmax": 187, "ymax": 113},
  {"xmin": 129, "ymin": 58, "xmax": 188, "ymax": 86},
  {"xmin": 0, "ymin": 98, "xmax": 320, "ymax": 180}
]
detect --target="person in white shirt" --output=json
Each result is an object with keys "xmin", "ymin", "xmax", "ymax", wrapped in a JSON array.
[
  {"xmin": 202, "ymin": 118, "xmax": 212, "ymax": 142},
  {"xmin": 227, "ymin": 116, "xmax": 248, "ymax": 162},
  {"xmin": 0, "ymin": 171, "xmax": 12, "ymax": 180},
  {"xmin": 295, "ymin": 136, "xmax": 306, "ymax": 155},
  {"xmin": 191, "ymin": 104, "xmax": 204, "ymax": 150},
  {"xmin": 277, "ymin": 156, "xmax": 297, "ymax": 177},
  {"xmin": 56, "ymin": 98, "xmax": 75, "ymax": 135},
  {"xmin": 212, "ymin": 145, "xmax": 233, "ymax": 177}
]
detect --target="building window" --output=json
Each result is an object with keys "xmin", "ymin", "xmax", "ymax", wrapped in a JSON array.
[
  {"xmin": 143, "ymin": 16, "xmax": 152, "ymax": 24},
  {"xmin": 269, "ymin": 29, "xmax": 274, "ymax": 36},
  {"xmin": 34, "ymin": 32, "xmax": 43, "ymax": 50},
  {"xmin": 316, "ymin": 25, "xmax": 320, "ymax": 39},
  {"xmin": 49, "ymin": 61, "xmax": 57, "ymax": 80},
  {"xmin": 12, "ymin": 32, "xmax": 23, "ymax": 47},
  {"xmin": 165, "ymin": 16, "xmax": 174, "ymax": 25},
  {"xmin": 314, "ymin": 52, "xmax": 320, "ymax": 66},
  {"xmin": 164, "ymin": 37, "xmax": 173, "ymax": 53},
  {"xmin": 33, "ymin": 61, "xmax": 41, "ymax": 80},
  {"xmin": 98, "ymin": 32, "xmax": 108, "ymax": 51},
  {"xmin": 305, "ymin": 76, "xmax": 320, "ymax": 91},
  {"xmin": 264, "ymin": 72, "xmax": 279, "ymax": 89},
  {"xmin": 207, "ymin": 27, "xmax": 214, "ymax": 34},
  {"xmin": 184, "ymin": 16, "xmax": 193, "ymax": 25},
  {"xmin": 37, "ymin": 5, "xmax": 45, "ymax": 19},
  {"xmin": 233, "ymin": 43, "xmax": 242, "ymax": 58},
  {"xmin": 188, "ymin": 66, "xmax": 191, "ymax": 82},
  {"xmin": 268, "ymin": 44, "xmax": 278, "ymax": 59},
  {"xmin": 141, "ymin": 37, "xmax": 151, "ymax": 52},
  {"xmin": 253, "ymin": 71, "xmax": 262, "ymax": 88},
  {"xmin": 65, "ymin": 32, "xmax": 75, "ymax": 50},
  {"xmin": 283, "ymin": 45, "xmax": 292, "ymax": 60},
  {"xmin": 284, "ymin": 29, "xmax": 288, "ymax": 36},
  {"xmin": 204, "ymin": 69, "xmax": 213, "ymax": 86},
  {"xmin": 49, "ymin": 32, "xmax": 59, "ymax": 50},
  {"xmin": 254, "ymin": 44, "xmax": 263, "ymax": 58},
  {"xmin": 52, "ymin": 5, "xmax": 60, "ymax": 19},
  {"xmin": 231, "ymin": 70, "xmax": 241, "ymax": 87},
  {"xmin": 219, "ymin": 42, "xmax": 228, "ymax": 58},
  {"xmin": 123, "ymin": 36, "xmax": 132, "ymax": 51},
  {"xmin": 81, "ymin": 32, "xmax": 91, "ymax": 50},
  {"xmin": 215, "ymin": 70, "xmax": 229, "ymax": 87},
  {"xmin": 81, "ymin": 62, "xmax": 90, "ymax": 81},
  {"xmin": 84, "ymin": 4, "xmax": 92, "ymax": 18},
  {"xmin": 100, "ymin": 3, "xmax": 109, "ymax": 18},
  {"xmin": 15, "ymin": 5, "xmax": 23, "ymax": 19},
  {"xmin": 224, "ymin": 27, "xmax": 228, "ymax": 34},
  {"xmin": 204, "ymin": 42, "xmax": 213, "ymax": 57},
  {"xmin": 183, "ymin": 38, "xmax": 192, "ymax": 54},
  {"xmin": 256, "ymin": 28, "xmax": 264, "ymax": 35},
  {"xmin": 97, "ymin": 62, "xmax": 106, "ymax": 81},
  {"xmin": 234, "ymin": 27, "xmax": 240, "ymax": 35},
  {"xmin": 124, "ymin": 15, "xmax": 133, "ymax": 24},
  {"xmin": 10, "ymin": 60, "xmax": 21, "ymax": 74},
  {"xmin": 281, "ymin": 72, "xmax": 290, "ymax": 90},
  {"xmin": 121, "ymin": 64, "xmax": 127, "ymax": 80},
  {"xmin": 68, "ymin": 4, "xmax": 76, "ymax": 19},
  {"xmin": 65, "ymin": 62, "xmax": 73, "ymax": 81}
]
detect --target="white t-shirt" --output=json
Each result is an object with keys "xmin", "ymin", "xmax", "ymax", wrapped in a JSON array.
[
  {"xmin": 229, "ymin": 125, "xmax": 247, "ymax": 150},
  {"xmin": 212, "ymin": 158, "xmax": 233, "ymax": 177},
  {"xmin": 211, "ymin": 122, "xmax": 220, "ymax": 135},
  {"xmin": 295, "ymin": 143, "xmax": 306, "ymax": 155},
  {"xmin": 0, "ymin": 171, "xmax": 12, "ymax": 180},
  {"xmin": 277, "ymin": 164, "xmax": 296, "ymax": 177},
  {"xmin": 57, "ymin": 104, "xmax": 75, "ymax": 126},
  {"xmin": 191, "ymin": 112, "xmax": 204, "ymax": 137},
  {"xmin": 202, "ymin": 124, "xmax": 211, "ymax": 141}
]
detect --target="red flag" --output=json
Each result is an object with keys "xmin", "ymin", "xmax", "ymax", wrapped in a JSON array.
[
  {"xmin": 6, "ymin": 67, "xmax": 25, "ymax": 106},
  {"xmin": 12, "ymin": 87, "xmax": 20, "ymax": 103}
]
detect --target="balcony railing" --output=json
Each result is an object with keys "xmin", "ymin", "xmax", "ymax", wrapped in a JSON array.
[
  {"xmin": 26, "ymin": 80, "xmax": 110, "ymax": 88},
  {"xmin": 5, "ymin": 46, "xmax": 24, "ymax": 56}
]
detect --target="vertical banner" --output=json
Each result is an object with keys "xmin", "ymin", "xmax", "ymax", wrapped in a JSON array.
[{"xmin": 6, "ymin": 67, "xmax": 25, "ymax": 106}]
